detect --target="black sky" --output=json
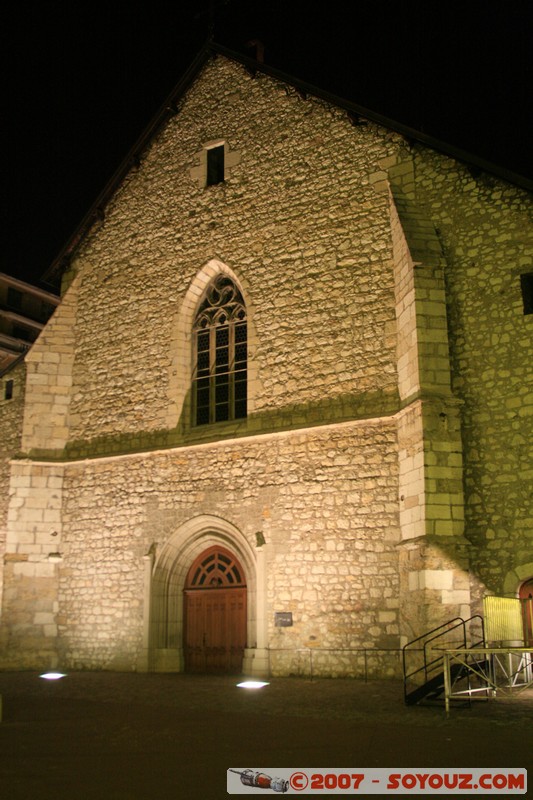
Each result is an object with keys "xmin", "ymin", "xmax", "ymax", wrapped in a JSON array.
[{"xmin": 1, "ymin": 0, "xmax": 531, "ymax": 288}]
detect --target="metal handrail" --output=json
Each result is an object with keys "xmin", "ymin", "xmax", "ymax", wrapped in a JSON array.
[
  {"xmin": 268, "ymin": 646, "xmax": 402, "ymax": 682},
  {"xmin": 403, "ymin": 617, "xmax": 463, "ymax": 686},
  {"xmin": 403, "ymin": 615, "xmax": 485, "ymax": 702}
]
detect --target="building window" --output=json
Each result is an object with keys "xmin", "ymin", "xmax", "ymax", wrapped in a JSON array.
[
  {"xmin": 520, "ymin": 273, "xmax": 533, "ymax": 315},
  {"xmin": 4, "ymin": 380, "xmax": 14, "ymax": 400},
  {"xmin": 190, "ymin": 140, "xmax": 240, "ymax": 188},
  {"xmin": 193, "ymin": 275, "xmax": 247, "ymax": 426},
  {"xmin": 7, "ymin": 287, "xmax": 23, "ymax": 310},
  {"xmin": 12, "ymin": 325, "xmax": 35, "ymax": 342},
  {"xmin": 206, "ymin": 145, "xmax": 225, "ymax": 186}
]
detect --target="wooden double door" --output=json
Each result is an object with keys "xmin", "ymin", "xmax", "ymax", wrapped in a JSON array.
[{"xmin": 184, "ymin": 546, "xmax": 247, "ymax": 674}]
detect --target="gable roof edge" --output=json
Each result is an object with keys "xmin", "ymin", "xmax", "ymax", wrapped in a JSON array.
[
  {"xmin": 211, "ymin": 43, "xmax": 532, "ymax": 194},
  {"xmin": 42, "ymin": 40, "xmax": 532, "ymax": 286},
  {"xmin": 42, "ymin": 42, "xmax": 214, "ymax": 285}
]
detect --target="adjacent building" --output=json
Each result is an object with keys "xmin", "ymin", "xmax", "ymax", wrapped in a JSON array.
[{"xmin": 0, "ymin": 273, "xmax": 59, "ymax": 373}]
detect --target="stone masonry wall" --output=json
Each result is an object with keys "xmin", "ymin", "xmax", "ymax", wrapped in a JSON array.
[
  {"xmin": 388, "ymin": 168, "xmax": 471, "ymax": 642},
  {"xmin": 49, "ymin": 56, "xmax": 404, "ymax": 455},
  {"xmin": 406, "ymin": 149, "xmax": 533, "ymax": 608},
  {"xmin": 3, "ymin": 52, "xmax": 531, "ymax": 674},
  {"xmin": 21, "ymin": 273, "xmax": 79, "ymax": 458},
  {"xmin": 53, "ymin": 419, "xmax": 399, "ymax": 674},
  {"xmin": 1, "ymin": 459, "xmax": 65, "ymax": 668},
  {"xmin": 0, "ymin": 360, "xmax": 26, "ymax": 617},
  {"xmin": 3, "ymin": 55, "xmax": 408, "ymax": 673}
]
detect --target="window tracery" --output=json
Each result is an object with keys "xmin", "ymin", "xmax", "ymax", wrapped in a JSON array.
[{"xmin": 192, "ymin": 274, "xmax": 247, "ymax": 425}]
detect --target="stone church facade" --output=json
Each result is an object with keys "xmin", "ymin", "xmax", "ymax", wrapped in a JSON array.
[{"xmin": 1, "ymin": 46, "xmax": 532, "ymax": 677}]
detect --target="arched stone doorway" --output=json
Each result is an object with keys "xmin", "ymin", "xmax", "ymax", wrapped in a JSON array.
[
  {"xmin": 184, "ymin": 545, "xmax": 247, "ymax": 673},
  {"xmin": 145, "ymin": 515, "xmax": 269, "ymax": 676}
]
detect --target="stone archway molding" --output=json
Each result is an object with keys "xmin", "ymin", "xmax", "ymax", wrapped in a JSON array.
[
  {"xmin": 503, "ymin": 562, "xmax": 533, "ymax": 596},
  {"xmin": 167, "ymin": 257, "xmax": 260, "ymax": 428},
  {"xmin": 145, "ymin": 514, "xmax": 269, "ymax": 676}
]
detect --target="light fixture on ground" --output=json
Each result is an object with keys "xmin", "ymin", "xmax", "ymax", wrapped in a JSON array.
[
  {"xmin": 39, "ymin": 672, "xmax": 67, "ymax": 680},
  {"xmin": 236, "ymin": 680, "xmax": 270, "ymax": 689}
]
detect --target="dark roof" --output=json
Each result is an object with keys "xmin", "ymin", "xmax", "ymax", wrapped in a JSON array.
[{"xmin": 42, "ymin": 40, "xmax": 533, "ymax": 285}]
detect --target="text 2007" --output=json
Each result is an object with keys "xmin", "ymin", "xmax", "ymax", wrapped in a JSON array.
[{"xmin": 311, "ymin": 774, "xmax": 365, "ymax": 790}]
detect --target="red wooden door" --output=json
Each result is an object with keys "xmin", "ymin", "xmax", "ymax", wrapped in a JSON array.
[
  {"xmin": 184, "ymin": 547, "xmax": 247, "ymax": 674},
  {"xmin": 519, "ymin": 578, "xmax": 533, "ymax": 646}
]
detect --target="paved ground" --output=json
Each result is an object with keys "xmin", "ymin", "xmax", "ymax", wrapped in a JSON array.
[{"xmin": 0, "ymin": 671, "xmax": 531, "ymax": 799}]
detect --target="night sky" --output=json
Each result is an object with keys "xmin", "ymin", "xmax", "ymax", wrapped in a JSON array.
[{"xmin": 1, "ymin": 0, "xmax": 531, "ymax": 288}]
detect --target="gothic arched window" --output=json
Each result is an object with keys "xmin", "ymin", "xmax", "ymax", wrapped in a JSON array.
[{"xmin": 193, "ymin": 275, "xmax": 247, "ymax": 426}]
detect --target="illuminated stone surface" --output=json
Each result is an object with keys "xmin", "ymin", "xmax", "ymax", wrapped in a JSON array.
[{"xmin": 0, "ymin": 55, "xmax": 531, "ymax": 675}]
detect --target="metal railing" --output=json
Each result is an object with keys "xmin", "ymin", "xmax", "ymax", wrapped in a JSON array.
[
  {"xmin": 442, "ymin": 646, "xmax": 533, "ymax": 716},
  {"xmin": 268, "ymin": 647, "xmax": 403, "ymax": 682},
  {"xmin": 402, "ymin": 615, "xmax": 485, "ymax": 704}
]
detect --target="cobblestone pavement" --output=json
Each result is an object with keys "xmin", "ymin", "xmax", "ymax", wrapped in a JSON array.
[{"xmin": 0, "ymin": 671, "xmax": 531, "ymax": 799}]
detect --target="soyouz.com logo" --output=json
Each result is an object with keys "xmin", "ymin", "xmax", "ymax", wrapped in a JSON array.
[{"xmin": 227, "ymin": 768, "xmax": 527, "ymax": 794}]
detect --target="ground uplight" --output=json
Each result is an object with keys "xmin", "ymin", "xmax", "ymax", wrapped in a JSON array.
[
  {"xmin": 39, "ymin": 672, "xmax": 67, "ymax": 680},
  {"xmin": 236, "ymin": 680, "xmax": 270, "ymax": 689}
]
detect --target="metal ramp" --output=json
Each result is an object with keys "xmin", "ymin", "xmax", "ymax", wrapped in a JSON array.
[
  {"xmin": 441, "ymin": 644, "xmax": 533, "ymax": 715},
  {"xmin": 403, "ymin": 595, "xmax": 533, "ymax": 715},
  {"xmin": 441, "ymin": 595, "xmax": 533, "ymax": 714}
]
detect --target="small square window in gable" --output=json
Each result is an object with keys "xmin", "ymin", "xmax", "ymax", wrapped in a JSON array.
[
  {"xmin": 520, "ymin": 272, "xmax": 533, "ymax": 315},
  {"xmin": 189, "ymin": 140, "xmax": 241, "ymax": 188}
]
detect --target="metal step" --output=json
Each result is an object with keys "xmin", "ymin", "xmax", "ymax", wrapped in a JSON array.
[{"xmin": 405, "ymin": 663, "xmax": 462, "ymax": 706}]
